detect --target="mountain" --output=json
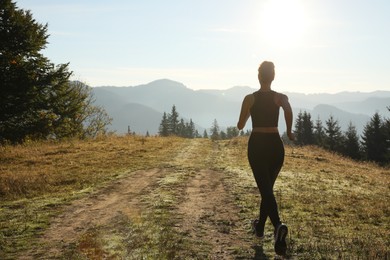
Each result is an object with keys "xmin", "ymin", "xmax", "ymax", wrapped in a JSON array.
[
  {"xmin": 110, "ymin": 103, "xmax": 163, "ymax": 135},
  {"xmin": 94, "ymin": 79, "xmax": 240, "ymax": 134},
  {"xmin": 92, "ymin": 79, "xmax": 390, "ymax": 135},
  {"xmin": 333, "ymin": 97, "xmax": 390, "ymax": 116},
  {"xmin": 310, "ymin": 104, "xmax": 370, "ymax": 134}
]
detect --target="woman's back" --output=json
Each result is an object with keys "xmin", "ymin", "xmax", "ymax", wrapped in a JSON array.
[{"xmin": 250, "ymin": 91, "xmax": 280, "ymax": 128}]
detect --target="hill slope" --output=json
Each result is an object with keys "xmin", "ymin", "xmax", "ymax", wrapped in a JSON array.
[{"xmin": 1, "ymin": 137, "xmax": 388, "ymax": 259}]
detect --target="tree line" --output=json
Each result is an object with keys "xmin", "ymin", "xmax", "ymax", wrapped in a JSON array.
[
  {"xmin": 158, "ymin": 105, "xmax": 248, "ymax": 140},
  {"xmin": 158, "ymin": 105, "xmax": 200, "ymax": 138},
  {"xmin": 293, "ymin": 109, "xmax": 390, "ymax": 164},
  {"xmin": 158, "ymin": 105, "xmax": 390, "ymax": 165},
  {"xmin": 1, "ymin": 1, "xmax": 112, "ymax": 143}
]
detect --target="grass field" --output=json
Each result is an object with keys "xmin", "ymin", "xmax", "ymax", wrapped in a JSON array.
[{"xmin": 0, "ymin": 135, "xmax": 389, "ymax": 259}]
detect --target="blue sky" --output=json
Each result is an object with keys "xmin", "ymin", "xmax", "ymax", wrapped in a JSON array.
[{"xmin": 16, "ymin": 0, "xmax": 390, "ymax": 93}]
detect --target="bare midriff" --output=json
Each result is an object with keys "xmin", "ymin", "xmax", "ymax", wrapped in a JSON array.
[{"xmin": 252, "ymin": 127, "xmax": 279, "ymax": 133}]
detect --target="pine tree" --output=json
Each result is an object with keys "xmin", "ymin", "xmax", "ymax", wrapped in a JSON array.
[
  {"xmin": 226, "ymin": 126, "xmax": 239, "ymax": 139},
  {"xmin": 194, "ymin": 129, "xmax": 200, "ymax": 138},
  {"xmin": 302, "ymin": 111, "xmax": 314, "ymax": 144},
  {"xmin": 0, "ymin": 0, "xmax": 69, "ymax": 142},
  {"xmin": 210, "ymin": 119, "xmax": 220, "ymax": 140},
  {"xmin": 343, "ymin": 122, "xmax": 361, "ymax": 160},
  {"xmin": 158, "ymin": 112, "xmax": 169, "ymax": 136},
  {"xmin": 167, "ymin": 105, "xmax": 179, "ymax": 135},
  {"xmin": 384, "ymin": 107, "xmax": 390, "ymax": 161},
  {"xmin": 203, "ymin": 129, "xmax": 208, "ymax": 138},
  {"xmin": 361, "ymin": 112, "xmax": 387, "ymax": 163},
  {"xmin": 294, "ymin": 111, "xmax": 304, "ymax": 144},
  {"xmin": 177, "ymin": 118, "xmax": 185, "ymax": 137},
  {"xmin": 220, "ymin": 130, "xmax": 227, "ymax": 140},
  {"xmin": 187, "ymin": 119, "xmax": 195, "ymax": 138},
  {"xmin": 294, "ymin": 111, "xmax": 314, "ymax": 145},
  {"xmin": 0, "ymin": 1, "xmax": 110, "ymax": 142},
  {"xmin": 313, "ymin": 116, "xmax": 326, "ymax": 147},
  {"xmin": 158, "ymin": 106, "xmax": 197, "ymax": 138},
  {"xmin": 324, "ymin": 115, "xmax": 344, "ymax": 152}
]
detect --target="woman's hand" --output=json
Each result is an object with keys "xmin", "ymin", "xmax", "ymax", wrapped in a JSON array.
[{"xmin": 287, "ymin": 132, "xmax": 295, "ymax": 141}]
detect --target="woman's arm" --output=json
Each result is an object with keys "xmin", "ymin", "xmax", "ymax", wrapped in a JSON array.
[
  {"xmin": 237, "ymin": 94, "xmax": 253, "ymax": 130},
  {"xmin": 277, "ymin": 94, "xmax": 294, "ymax": 140}
]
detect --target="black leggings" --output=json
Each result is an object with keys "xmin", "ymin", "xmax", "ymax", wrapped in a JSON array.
[{"xmin": 248, "ymin": 133, "xmax": 284, "ymax": 231}]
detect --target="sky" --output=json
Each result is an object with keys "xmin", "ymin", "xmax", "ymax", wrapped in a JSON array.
[{"xmin": 16, "ymin": 0, "xmax": 390, "ymax": 94}]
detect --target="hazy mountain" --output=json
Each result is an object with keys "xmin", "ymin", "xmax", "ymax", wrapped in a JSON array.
[
  {"xmin": 109, "ymin": 103, "xmax": 163, "ymax": 135},
  {"xmin": 286, "ymin": 91, "xmax": 390, "ymax": 111},
  {"xmin": 92, "ymin": 79, "xmax": 390, "ymax": 135},
  {"xmin": 198, "ymin": 86, "xmax": 254, "ymax": 102},
  {"xmin": 333, "ymin": 97, "xmax": 390, "ymax": 116},
  {"xmin": 310, "ymin": 104, "xmax": 370, "ymax": 134},
  {"xmin": 94, "ymin": 79, "xmax": 240, "ymax": 134}
]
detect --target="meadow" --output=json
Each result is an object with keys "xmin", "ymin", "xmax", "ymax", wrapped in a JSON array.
[{"xmin": 0, "ymin": 135, "xmax": 388, "ymax": 259}]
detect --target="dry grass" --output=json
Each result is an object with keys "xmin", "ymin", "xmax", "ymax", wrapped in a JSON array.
[
  {"xmin": 0, "ymin": 136, "xmax": 389, "ymax": 259},
  {"xmin": 0, "ymin": 135, "xmax": 187, "ymax": 200},
  {"xmin": 219, "ymin": 137, "xmax": 390, "ymax": 259},
  {"xmin": 0, "ymin": 135, "xmax": 190, "ymax": 258}
]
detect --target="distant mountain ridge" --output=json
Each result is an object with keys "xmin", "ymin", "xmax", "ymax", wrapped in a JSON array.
[{"xmin": 92, "ymin": 79, "xmax": 390, "ymax": 135}]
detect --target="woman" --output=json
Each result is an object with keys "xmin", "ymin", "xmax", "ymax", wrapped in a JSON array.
[{"xmin": 237, "ymin": 61, "xmax": 294, "ymax": 256}]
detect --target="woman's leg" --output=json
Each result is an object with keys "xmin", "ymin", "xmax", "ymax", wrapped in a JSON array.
[
  {"xmin": 252, "ymin": 164, "xmax": 281, "ymax": 229},
  {"xmin": 248, "ymin": 134, "xmax": 285, "ymax": 233},
  {"xmin": 256, "ymin": 165, "xmax": 282, "ymax": 234}
]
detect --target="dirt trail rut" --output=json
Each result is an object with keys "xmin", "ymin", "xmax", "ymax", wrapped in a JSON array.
[
  {"xmin": 176, "ymin": 169, "xmax": 251, "ymax": 258},
  {"xmin": 22, "ymin": 168, "xmax": 166, "ymax": 258},
  {"xmin": 21, "ymin": 140, "xmax": 259, "ymax": 259}
]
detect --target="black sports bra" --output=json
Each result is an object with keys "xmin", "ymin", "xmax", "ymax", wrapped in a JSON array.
[{"xmin": 250, "ymin": 91, "xmax": 280, "ymax": 127}]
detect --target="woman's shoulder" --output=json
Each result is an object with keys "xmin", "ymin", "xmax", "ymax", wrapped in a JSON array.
[
  {"xmin": 273, "ymin": 91, "xmax": 289, "ymax": 106},
  {"xmin": 243, "ymin": 93, "xmax": 255, "ymax": 106},
  {"xmin": 246, "ymin": 93, "xmax": 255, "ymax": 100},
  {"xmin": 272, "ymin": 90, "xmax": 288, "ymax": 98}
]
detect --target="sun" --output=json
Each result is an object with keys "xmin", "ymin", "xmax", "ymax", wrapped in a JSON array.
[{"xmin": 259, "ymin": 0, "xmax": 307, "ymax": 48}]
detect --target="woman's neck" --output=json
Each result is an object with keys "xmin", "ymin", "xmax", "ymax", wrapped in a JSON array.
[{"xmin": 259, "ymin": 83, "xmax": 272, "ymax": 91}]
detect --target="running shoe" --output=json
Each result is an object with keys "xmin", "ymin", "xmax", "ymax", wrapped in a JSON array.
[
  {"xmin": 251, "ymin": 219, "xmax": 264, "ymax": 239},
  {"xmin": 274, "ymin": 223, "xmax": 288, "ymax": 255}
]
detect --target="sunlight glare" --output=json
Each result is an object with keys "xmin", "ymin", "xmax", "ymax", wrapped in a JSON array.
[{"xmin": 260, "ymin": 0, "xmax": 307, "ymax": 48}]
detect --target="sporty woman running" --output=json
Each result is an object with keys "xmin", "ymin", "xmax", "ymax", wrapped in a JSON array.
[{"xmin": 237, "ymin": 61, "xmax": 294, "ymax": 256}]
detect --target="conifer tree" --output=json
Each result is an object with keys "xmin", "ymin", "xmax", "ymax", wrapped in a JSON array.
[
  {"xmin": 210, "ymin": 119, "xmax": 220, "ymax": 140},
  {"xmin": 226, "ymin": 126, "xmax": 239, "ymax": 139},
  {"xmin": 313, "ymin": 116, "xmax": 326, "ymax": 147},
  {"xmin": 384, "ymin": 107, "xmax": 390, "ymax": 161},
  {"xmin": 187, "ymin": 119, "xmax": 195, "ymax": 138},
  {"xmin": 158, "ymin": 106, "xmax": 197, "ymax": 138},
  {"xmin": 324, "ymin": 115, "xmax": 344, "ymax": 152},
  {"xmin": 343, "ymin": 122, "xmax": 361, "ymax": 160},
  {"xmin": 194, "ymin": 129, "xmax": 200, "ymax": 138},
  {"xmin": 0, "ymin": 1, "xmax": 110, "ymax": 142},
  {"xmin": 158, "ymin": 112, "xmax": 169, "ymax": 136},
  {"xmin": 294, "ymin": 111, "xmax": 314, "ymax": 145},
  {"xmin": 177, "ymin": 118, "xmax": 186, "ymax": 137},
  {"xmin": 361, "ymin": 112, "xmax": 387, "ymax": 163},
  {"xmin": 220, "ymin": 130, "xmax": 227, "ymax": 140},
  {"xmin": 203, "ymin": 129, "xmax": 208, "ymax": 138},
  {"xmin": 294, "ymin": 111, "xmax": 304, "ymax": 144},
  {"xmin": 167, "ymin": 105, "xmax": 179, "ymax": 135}
]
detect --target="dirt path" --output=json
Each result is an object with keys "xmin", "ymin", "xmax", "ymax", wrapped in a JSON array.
[
  {"xmin": 20, "ymin": 140, "xmax": 262, "ymax": 259},
  {"xmin": 21, "ymin": 168, "xmax": 167, "ymax": 259},
  {"xmin": 176, "ymin": 169, "xmax": 253, "ymax": 259}
]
